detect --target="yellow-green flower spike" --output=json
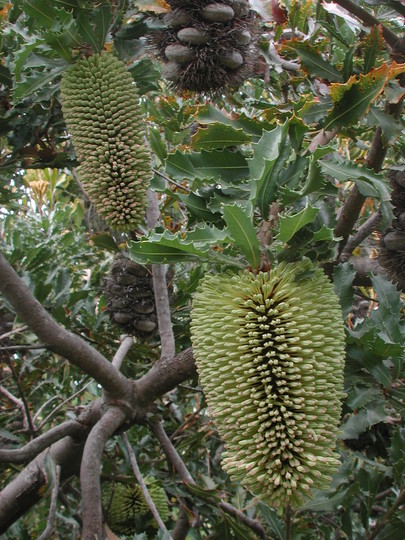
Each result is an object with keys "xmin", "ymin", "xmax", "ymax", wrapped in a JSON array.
[
  {"xmin": 190, "ymin": 261, "xmax": 346, "ymax": 511},
  {"xmin": 60, "ymin": 53, "xmax": 151, "ymax": 232}
]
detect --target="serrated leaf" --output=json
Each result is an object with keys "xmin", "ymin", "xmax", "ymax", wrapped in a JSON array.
[
  {"xmin": 90, "ymin": 234, "xmax": 120, "ymax": 253},
  {"xmin": 258, "ymin": 502, "xmax": 284, "ymax": 540},
  {"xmin": 149, "ymin": 128, "xmax": 167, "ymax": 166},
  {"xmin": 23, "ymin": 0, "xmax": 57, "ymax": 28},
  {"xmin": 13, "ymin": 63, "xmax": 67, "ymax": 101},
  {"xmin": 324, "ymin": 62, "xmax": 405, "ymax": 130},
  {"xmin": 165, "ymin": 149, "xmax": 249, "ymax": 183},
  {"xmin": 249, "ymin": 122, "xmax": 290, "ymax": 215},
  {"xmin": 191, "ymin": 123, "xmax": 251, "ymax": 150},
  {"xmin": 363, "ymin": 25, "xmax": 384, "ymax": 74},
  {"xmin": 222, "ymin": 204, "xmax": 260, "ymax": 269},
  {"xmin": 277, "ymin": 204, "xmax": 319, "ymax": 243},
  {"xmin": 333, "ymin": 262, "xmax": 356, "ymax": 319},
  {"xmin": 341, "ymin": 400, "xmax": 388, "ymax": 440},
  {"xmin": 284, "ymin": 41, "xmax": 343, "ymax": 82},
  {"xmin": 367, "ymin": 106, "xmax": 401, "ymax": 144},
  {"xmin": 196, "ymin": 104, "xmax": 270, "ymax": 139}
]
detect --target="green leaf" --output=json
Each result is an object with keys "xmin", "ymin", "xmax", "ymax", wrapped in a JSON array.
[
  {"xmin": 191, "ymin": 123, "xmax": 251, "ymax": 150},
  {"xmin": 285, "ymin": 42, "xmax": 343, "ymax": 82},
  {"xmin": 249, "ymin": 122, "xmax": 290, "ymax": 215},
  {"xmin": 258, "ymin": 502, "xmax": 285, "ymax": 540},
  {"xmin": 363, "ymin": 25, "xmax": 384, "ymax": 74},
  {"xmin": 13, "ymin": 63, "xmax": 67, "ymax": 102},
  {"xmin": 222, "ymin": 204, "xmax": 260, "ymax": 269},
  {"xmin": 324, "ymin": 62, "xmax": 405, "ymax": 131},
  {"xmin": 341, "ymin": 400, "xmax": 388, "ymax": 440},
  {"xmin": 90, "ymin": 234, "xmax": 120, "ymax": 253},
  {"xmin": 277, "ymin": 204, "xmax": 319, "ymax": 243},
  {"xmin": 196, "ymin": 104, "xmax": 270, "ymax": 139},
  {"xmin": 165, "ymin": 149, "xmax": 249, "ymax": 183},
  {"xmin": 149, "ymin": 128, "xmax": 167, "ymax": 166},
  {"xmin": 23, "ymin": 0, "xmax": 57, "ymax": 29},
  {"xmin": 333, "ymin": 262, "xmax": 356, "ymax": 319},
  {"xmin": 367, "ymin": 106, "xmax": 401, "ymax": 144}
]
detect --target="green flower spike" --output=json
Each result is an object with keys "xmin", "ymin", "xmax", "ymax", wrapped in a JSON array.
[
  {"xmin": 60, "ymin": 52, "xmax": 151, "ymax": 232},
  {"xmin": 191, "ymin": 260, "xmax": 346, "ymax": 511}
]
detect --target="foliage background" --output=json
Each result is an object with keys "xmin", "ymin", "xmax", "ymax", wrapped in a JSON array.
[{"xmin": 0, "ymin": 0, "xmax": 404, "ymax": 538}]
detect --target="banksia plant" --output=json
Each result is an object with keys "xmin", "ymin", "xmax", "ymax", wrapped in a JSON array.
[
  {"xmin": 190, "ymin": 261, "xmax": 345, "ymax": 511},
  {"xmin": 104, "ymin": 254, "xmax": 157, "ymax": 338},
  {"xmin": 103, "ymin": 480, "xmax": 169, "ymax": 535},
  {"xmin": 379, "ymin": 170, "xmax": 405, "ymax": 292},
  {"xmin": 151, "ymin": 0, "xmax": 258, "ymax": 93},
  {"xmin": 60, "ymin": 53, "xmax": 151, "ymax": 232}
]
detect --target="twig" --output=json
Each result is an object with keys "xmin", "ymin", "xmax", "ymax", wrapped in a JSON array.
[
  {"xmin": 146, "ymin": 189, "xmax": 176, "ymax": 360},
  {"xmin": 122, "ymin": 433, "xmax": 170, "ymax": 534},
  {"xmin": 0, "ymin": 384, "xmax": 26, "ymax": 422},
  {"xmin": 307, "ymin": 128, "xmax": 338, "ymax": 154},
  {"xmin": 2, "ymin": 360, "xmax": 36, "ymax": 436},
  {"xmin": 0, "ymin": 325, "xmax": 28, "ymax": 341},
  {"xmin": 80, "ymin": 407, "xmax": 127, "ymax": 540},
  {"xmin": 111, "ymin": 335, "xmax": 134, "ymax": 371},
  {"xmin": 33, "ymin": 395, "xmax": 60, "ymax": 423},
  {"xmin": 149, "ymin": 418, "xmax": 267, "ymax": 539},
  {"xmin": 332, "ymin": 0, "xmax": 399, "ymax": 48},
  {"xmin": 37, "ymin": 465, "xmax": 61, "ymax": 540},
  {"xmin": 285, "ymin": 505, "xmax": 292, "ymax": 540},
  {"xmin": 366, "ymin": 489, "xmax": 405, "ymax": 540},
  {"xmin": 153, "ymin": 168, "xmax": 190, "ymax": 193},
  {"xmin": 0, "ymin": 252, "xmax": 131, "ymax": 398},
  {"xmin": 0, "ymin": 420, "xmax": 84, "ymax": 463},
  {"xmin": 38, "ymin": 380, "xmax": 92, "ymax": 429},
  {"xmin": 340, "ymin": 211, "xmax": 382, "ymax": 261},
  {"xmin": 0, "ymin": 343, "xmax": 47, "ymax": 351}
]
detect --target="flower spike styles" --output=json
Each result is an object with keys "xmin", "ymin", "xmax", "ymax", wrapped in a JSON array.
[
  {"xmin": 60, "ymin": 53, "xmax": 151, "ymax": 232},
  {"xmin": 190, "ymin": 261, "xmax": 346, "ymax": 511}
]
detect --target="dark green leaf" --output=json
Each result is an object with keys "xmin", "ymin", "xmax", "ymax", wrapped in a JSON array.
[
  {"xmin": 222, "ymin": 204, "xmax": 260, "ymax": 269},
  {"xmin": 191, "ymin": 123, "xmax": 251, "ymax": 150},
  {"xmin": 333, "ymin": 262, "xmax": 356, "ymax": 319},
  {"xmin": 277, "ymin": 204, "xmax": 319, "ymax": 243}
]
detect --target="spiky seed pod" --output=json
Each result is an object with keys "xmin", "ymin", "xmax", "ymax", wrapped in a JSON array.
[
  {"xmin": 190, "ymin": 261, "xmax": 345, "ymax": 511},
  {"xmin": 104, "ymin": 254, "xmax": 157, "ymax": 338},
  {"xmin": 103, "ymin": 480, "xmax": 169, "ymax": 535},
  {"xmin": 379, "ymin": 170, "xmax": 405, "ymax": 292},
  {"xmin": 151, "ymin": 0, "xmax": 258, "ymax": 93},
  {"xmin": 60, "ymin": 53, "xmax": 151, "ymax": 232}
]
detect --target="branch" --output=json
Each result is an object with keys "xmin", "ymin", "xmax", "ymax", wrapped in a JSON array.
[
  {"xmin": 340, "ymin": 211, "xmax": 382, "ymax": 261},
  {"xmin": 367, "ymin": 489, "xmax": 405, "ymax": 540},
  {"xmin": 111, "ymin": 335, "xmax": 134, "ymax": 370},
  {"xmin": 134, "ymin": 347, "xmax": 196, "ymax": 408},
  {"xmin": 0, "ymin": 420, "xmax": 84, "ymax": 463},
  {"xmin": 0, "ymin": 252, "xmax": 131, "ymax": 398},
  {"xmin": 38, "ymin": 381, "xmax": 92, "ymax": 429},
  {"xmin": 307, "ymin": 128, "xmax": 338, "ymax": 153},
  {"xmin": 80, "ymin": 407, "xmax": 127, "ymax": 540},
  {"xmin": 37, "ymin": 465, "xmax": 61, "ymax": 540},
  {"xmin": 0, "ymin": 325, "xmax": 28, "ymax": 341},
  {"xmin": 2, "ymin": 359, "xmax": 36, "ymax": 435},
  {"xmin": 0, "ymin": 384, "xmax": 28, "ymax": 430},
  {"xmin": 332, "ymin": 0, "xmax": 399, "ymax": 48},
  {"xmin": 172, "ymin": 505, "xmax": 191, "ymax": 540},
  {"xmin": 149, "ymin": 418, "xmax": 267, "ymax": 539},
  {"xmin": 122, "ymin": 433, "xmax": 170, "ymax": 534},
  {"xmin": 146, "ymin": 189, "xmax": 176, "ymax": 360}
]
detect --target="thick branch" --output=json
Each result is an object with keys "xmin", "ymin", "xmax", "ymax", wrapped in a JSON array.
[
  {"xmin": 332, "ymin": 0, "xmax": 399, "ymax": 48},
  {"xmin": 134, "ymin": 347, "xmax": 196, "ymax": 407},
  {"xmin": 152, "ymin": 264, "xmax": 175, "ymax": 359},
  {"xmin": 0, "ymin": 252, "xmax": 131, "ymax": 398},
  {"xmin": 340, "ymin": 211, "xmax": 382, "ymax": 261},
  {"xmin": 80, "ymin": 407, "xmax": 127, "ymax": 540},
  {"xmin": 172, "ymin": 505, "xmax": 191, "ymax": 540},
  {"xmin": 0, "ymin": 420, "xmax": 84, "ymax": 463},
  {"xmin": 111, "ymin": 335, "xmax": 134, "ymax": 370}
]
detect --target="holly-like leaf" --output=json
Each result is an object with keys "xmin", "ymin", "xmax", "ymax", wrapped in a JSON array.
[
  {"xmin": 333, "ymin": 262, "xmax": 356, "ymax": 319},
  {"xmin": 363, "ymin": 25, "xmax": 384, "ymax": 74},
  {"xmin": 165, "ymin": 149, "xmax": 249, "ymax": 183},
  {"xmin": 284, "ymin": 41, "xmax": 343, "ymax": 82},
  {"xmin": 249, "ymin": 122, "xmax": 290, "ymax": 216},
  {"xmin": 324, "ymin": 62, "xmax": 405, "ymax": 131},
  {"xmin": 191, "ymin": 123, "xmax": 251, "ymax": 151},
  {"xmin": 222, "ymin": 204, "xmax": 260, "ymax": 269},
  {"xmin": 277, "ymin": 203, "xmax": 319, "ymax": 243}
]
